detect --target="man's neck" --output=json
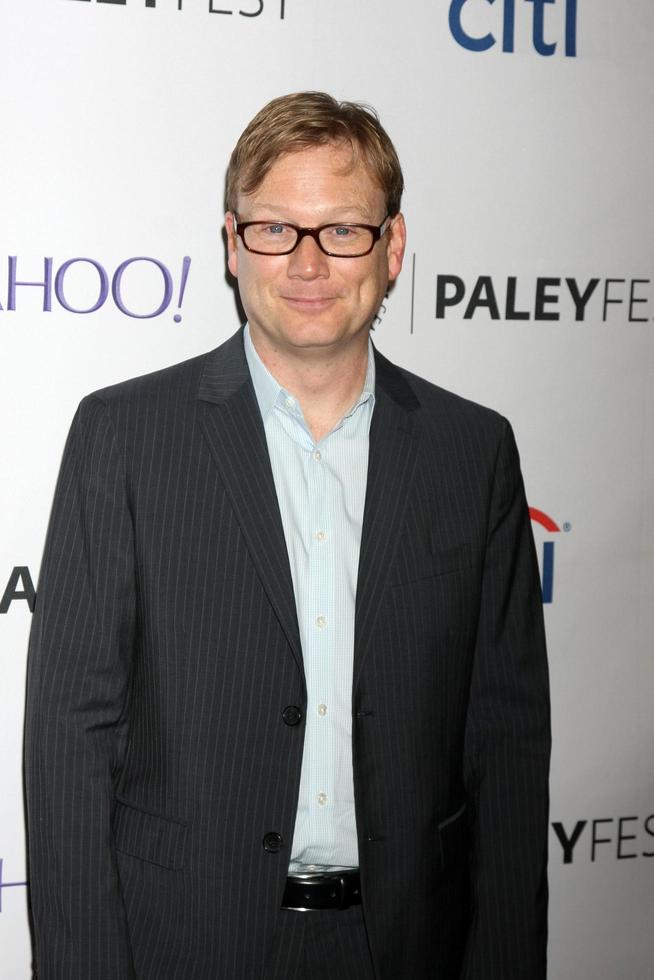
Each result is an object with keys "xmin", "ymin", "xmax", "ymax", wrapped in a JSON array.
[{"xmin": 249, "ymin": 330, "xmax": 371, "ymax": 443}]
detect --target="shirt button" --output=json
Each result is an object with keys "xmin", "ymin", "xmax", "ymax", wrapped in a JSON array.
[
  {"xmin": 315, "ymin": 616, "xmax": 327, "ymax": 630},
  {"xmin": 313, "ymin": 450, "xmax": 322, "ymax": 461},
  {"xmin": 318, "ymin": 704, "xmax": 327, "ymax": 717},
  {"xmin": 285, "ymin": 396, "xmax": 295, "ymax": 409},
  {"xmin": 315, "ymin": 530, "xmax": 326, "ymax": 542},
  {"xmin": 317, "ymin": 793, "xmax": 328, "ymax": 806}
]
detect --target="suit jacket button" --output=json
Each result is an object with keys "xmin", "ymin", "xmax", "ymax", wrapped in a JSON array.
[
  {"xmin": 282, "ymin": 705, "xmax": 302, "ymax": 726},
  {"xmin": 263, "ymin": 832, "xmax": 283, "ymax": 853}
]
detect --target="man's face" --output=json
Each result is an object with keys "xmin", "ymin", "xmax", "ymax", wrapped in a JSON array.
[{"xmin": 225, "ymin": 143, "xmax": 406, "ymax": 358}]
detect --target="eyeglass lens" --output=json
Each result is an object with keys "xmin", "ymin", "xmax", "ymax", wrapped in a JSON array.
[{"xmin": 243, "ymin": 223, "xmax": 375, "ymax": 256}]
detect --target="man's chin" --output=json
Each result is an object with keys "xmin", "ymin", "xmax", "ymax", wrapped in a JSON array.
[
  {"xmin": 282, "ymin": 323, "xmax": 363, "ymax": 354},
  {"xmin": 248, "ymin": 312, "xmax": 370, "ymax": 356}
]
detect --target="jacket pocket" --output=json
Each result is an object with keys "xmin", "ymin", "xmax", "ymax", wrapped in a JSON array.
[
  {"xmin": 437, "ymin": 802, "xmax": 468, "ymax": 872},
  {"xmin": 113, "ymin": 798, "xmax": 189, "ymax": 870},
  {"xmin": 391, "ymin": 544, "xmax": 473, "ymax": 587}
]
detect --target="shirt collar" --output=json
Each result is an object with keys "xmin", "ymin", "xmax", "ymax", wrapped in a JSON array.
[
  {"xmin": 243, "ymin": 323, "xmax": 376, "ymax": 423},
  {"xmin": 243, "ymin": 324, "xmax": 282, "ymax": 420}
]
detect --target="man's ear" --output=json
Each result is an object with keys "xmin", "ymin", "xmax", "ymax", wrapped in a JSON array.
[
  {"xmin": 225, "ymin": 212, "xmax": 239, "ymax": 278},
  {"xmin": 386, "ymin": 212, "xmax": 407, "ymax": 283}
]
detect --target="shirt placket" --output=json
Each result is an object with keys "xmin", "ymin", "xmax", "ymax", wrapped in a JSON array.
[{"xmin": 304, "ymin": 437, "xmax": 335, "ymax": 862}]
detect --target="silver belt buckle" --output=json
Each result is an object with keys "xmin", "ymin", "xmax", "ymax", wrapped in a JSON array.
[
  {"xmin": 282, "ymin": 871, "xmax": 330, "ymax": 913},
  {"xmin": 281, "ymin": 871, "xmax": 356, "ymax": 912}
]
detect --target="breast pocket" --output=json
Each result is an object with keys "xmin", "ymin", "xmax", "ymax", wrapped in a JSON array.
[{"xmin": 390, "ymin": 544, "xmax": 474, "ymax": 588}]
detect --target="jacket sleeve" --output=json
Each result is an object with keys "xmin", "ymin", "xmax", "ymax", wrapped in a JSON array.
[
  {"xmin": 461, "ymin": 419, "xmax": 551, "ymax": 980},
  {"xmin": 24, "ymin": 395, "xmax": 137, "ymax": 979}
]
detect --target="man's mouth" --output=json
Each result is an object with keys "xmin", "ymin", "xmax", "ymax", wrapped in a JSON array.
[{"xmin": 280, "ymin": 295, "xmax": 339, "ymax": 309}]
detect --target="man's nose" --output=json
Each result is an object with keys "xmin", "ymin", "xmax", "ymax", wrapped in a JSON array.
[{"xmin": 287, "ymin": 233, "xmax": 330, "ymax": 278}]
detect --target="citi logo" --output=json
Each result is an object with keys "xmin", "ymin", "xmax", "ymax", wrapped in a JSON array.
[
  {"xmin": 529, "ymin": 507, "xmax": 569, "ymax": 604},
  {"xmin": 449, "ymin": 0, "xmax": 577, "ymax": 57}
]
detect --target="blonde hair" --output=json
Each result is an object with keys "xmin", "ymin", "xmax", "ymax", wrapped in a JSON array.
[{"xmin": 225, "ymin": 91, "xmax": 404, "ymax": 216}]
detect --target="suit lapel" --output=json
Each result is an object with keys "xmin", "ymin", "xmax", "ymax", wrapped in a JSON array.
[
  {"xmin": 354, "ymin": 347, "xmax": 422, "ymax": 689},
  {"xmin": 197, "ymin": 331, "xmax": 303, "ymax": 673}
]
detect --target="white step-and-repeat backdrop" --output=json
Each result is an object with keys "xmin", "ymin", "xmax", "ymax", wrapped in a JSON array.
[{"xmin": 2, "ymin": 1, "xmax": 653, "ymax": 976}]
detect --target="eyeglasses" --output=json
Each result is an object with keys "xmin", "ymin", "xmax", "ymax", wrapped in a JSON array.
[{"xmin": 233, "ymin": 215, "xmax": 392, "ymax": 258}]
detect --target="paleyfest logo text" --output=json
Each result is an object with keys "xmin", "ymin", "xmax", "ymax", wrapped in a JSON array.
[
  {"xmin": 0, "ymin": 255, "xmax": 191, "ymax": 322},
  {"xmin": 68, "ymin": 0, "xmax": 287, "ymax": 18},
  {"xmin": 434, "ymin": 274, "xmax": 653, "ymax": 325},
  {"xmin": 552, "ymin": 813, "xmax": 654, "ymax": 865}
]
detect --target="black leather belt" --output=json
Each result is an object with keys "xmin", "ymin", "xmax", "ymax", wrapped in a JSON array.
[{"xmin": 282, "ymin": 871, "xmax": 361, "ymax": 911}]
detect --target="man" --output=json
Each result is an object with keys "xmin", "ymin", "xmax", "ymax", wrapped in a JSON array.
[{"xmin": 25, "ymin": 92, "xmax": 550, "ymax": 979}]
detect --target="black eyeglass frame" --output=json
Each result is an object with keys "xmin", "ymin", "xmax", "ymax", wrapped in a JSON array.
[{"xmin": 233, "ymin": 214, "xmax": 392, "ymax": 258}]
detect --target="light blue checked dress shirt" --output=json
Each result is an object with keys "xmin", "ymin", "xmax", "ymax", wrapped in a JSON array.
[{"xmin": 244, "ymin": 324, "xmax": 374, "ymax": 872}]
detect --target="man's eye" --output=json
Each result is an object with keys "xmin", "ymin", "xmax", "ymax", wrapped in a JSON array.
[
  {"xmin": 332, "ymin": 226, "xmax": 356, "ymax": 237},
  {"xmin": 264, "ymin": 224, "xmax": 288, "ymax": 235}
]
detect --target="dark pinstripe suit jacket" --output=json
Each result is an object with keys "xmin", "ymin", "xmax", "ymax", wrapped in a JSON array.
[{"xmin": 25, "ymin": 329, "xmax": 550, "ymax": 980}]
